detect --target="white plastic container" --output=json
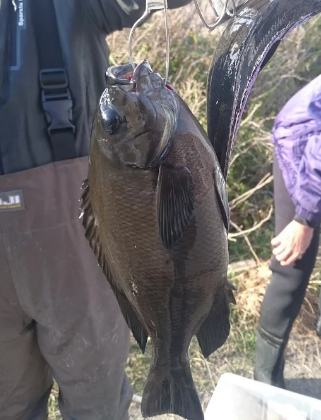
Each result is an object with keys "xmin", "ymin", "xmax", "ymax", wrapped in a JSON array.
[{"xmin": 205, "ymin": 373, "xmax": 321, "ymax": 420}]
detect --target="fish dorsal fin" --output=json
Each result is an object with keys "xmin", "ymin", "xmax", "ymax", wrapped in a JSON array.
[
  {"xmin": 156, "ymin": 164, "xmax": 194, "ymax": 249},
  {"xmin": 80, "ymin": 177, "xmax": 148, "ymax": 353},
  {"xmin": 213, "ymin": 164, "xmax": 230, "ymax": 232}
]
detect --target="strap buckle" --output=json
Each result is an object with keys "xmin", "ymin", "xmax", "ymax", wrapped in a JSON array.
[{"xmin": 39, "ymin": 68, "xmax": 76, "ymax": 135}]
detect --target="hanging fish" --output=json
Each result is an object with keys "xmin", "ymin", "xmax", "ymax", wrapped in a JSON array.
[
  {"xmin": 80, "ymin": 0, "xmax": 321, "ymax": 419},
  {"xmin": 80, "ymin": 60, "xmax": 233, "ymax": 420}
]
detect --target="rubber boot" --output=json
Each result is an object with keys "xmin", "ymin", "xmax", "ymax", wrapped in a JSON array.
[{"xmin": 253, "ymin": 326, "xmax": 286, "ymax": 389}]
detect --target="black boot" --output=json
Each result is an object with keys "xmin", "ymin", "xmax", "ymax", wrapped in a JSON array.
[{"xmin": 253, "ymin": 326, "xmax": 286, "ymax": 389}]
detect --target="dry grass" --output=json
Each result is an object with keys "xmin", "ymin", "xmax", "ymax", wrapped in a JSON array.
[{"xmin": 232, "ymin": 262, "xmax": 321, "ymax": 336}]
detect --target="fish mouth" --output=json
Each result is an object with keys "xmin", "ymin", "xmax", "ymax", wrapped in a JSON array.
[
  {"xmin": 105, "ymin": 61, "xmax": 175, "ymax": 94},
  {"xmin": 105, "ymin": 63, "xmax": 135, "ymax": 90},
  {"xmin": 105, "ymin": 62, "xmax": 151, "ymax": 93}
]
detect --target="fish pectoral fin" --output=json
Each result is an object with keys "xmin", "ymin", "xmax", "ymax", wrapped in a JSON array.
[
  {"xmin": 80, "ymin": 177, "xmax": 148, "ymax": 353},
  {"xmin": 156, "ymin": 164, "xmax": 194, "ymax": 249},
  {"xmin": 213, "ymin": 165, "xmax": 230, "ymax": 232},
  {"xmin": 196, "ymin": 279, "xmax": 236, "ymax": 358}
]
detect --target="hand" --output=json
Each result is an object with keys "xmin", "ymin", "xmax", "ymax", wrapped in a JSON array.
[{"xmin": 271, "ymin": 220, "xmax": 314, "ymax": 266}]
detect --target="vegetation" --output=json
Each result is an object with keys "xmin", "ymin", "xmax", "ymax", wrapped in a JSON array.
[{"xmin": 48, "ymin": 5, "xmax": 321, "ymax": 419}]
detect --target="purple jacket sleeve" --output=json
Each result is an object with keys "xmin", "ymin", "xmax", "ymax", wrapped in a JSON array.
[
  {"xmin": 293, "ymin": 131, "xmax": 321, "ymax": 228},
  {"xmin": 273, "ymin": 77, "xmax": 321, "ymax": 228}
]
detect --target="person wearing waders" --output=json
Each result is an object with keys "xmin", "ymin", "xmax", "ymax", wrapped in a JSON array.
[
  {"xmin": 0, "ymin": 0, "xmax": 190, "ymax": 419},
  {"xmin": 254, "ymin": 75, "xmax": 321, "ymax": 388}
]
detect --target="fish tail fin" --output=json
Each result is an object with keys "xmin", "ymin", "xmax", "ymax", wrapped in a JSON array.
[{"xmin": 141, "ymin": 360, "xmax": 204, "ymax": 420}]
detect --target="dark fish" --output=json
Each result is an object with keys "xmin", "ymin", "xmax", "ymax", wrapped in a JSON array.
[
  {"xmin": 207, "ymin": 0, "xmax": 321, "ymax": 180},
  {"xmin": 80, "ymin": 60, "xmax": 234, "ymax": 420}
]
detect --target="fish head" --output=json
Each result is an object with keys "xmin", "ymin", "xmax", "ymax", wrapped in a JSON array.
[{"xmin": 95, "ymin": 60, "xmax": 178, "ymax": 169}]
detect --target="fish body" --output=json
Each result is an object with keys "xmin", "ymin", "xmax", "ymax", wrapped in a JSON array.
[{"xmin": 81, "ymin": 61, "xmax": 233, "ymax": 420}]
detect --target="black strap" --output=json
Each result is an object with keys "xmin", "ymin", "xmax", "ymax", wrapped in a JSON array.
[{"xmin": 31, "ymin": 0, "xmax": 77, "ymax": 161}]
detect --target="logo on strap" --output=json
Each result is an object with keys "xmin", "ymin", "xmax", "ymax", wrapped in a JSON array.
[{"xmin": 0, "ymin": 190, "xmax": 25, "ymax": 211}]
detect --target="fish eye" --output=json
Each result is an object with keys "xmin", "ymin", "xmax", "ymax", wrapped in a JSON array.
[{"xmin": 101, "ymin": 105, "xmax": 121, "ymax": 134}]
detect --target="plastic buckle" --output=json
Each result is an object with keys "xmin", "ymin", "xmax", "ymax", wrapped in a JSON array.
[
  {"xmin": 40, "ymin": 68, "xmax": 75, "ymax": 134},
  {"xmin": 42, "ymin": 97, "xmax": 76, "ymax": 134},
  {"xmin": 39, "ymin": 68, "xmax": 68, "ymax": 90}
]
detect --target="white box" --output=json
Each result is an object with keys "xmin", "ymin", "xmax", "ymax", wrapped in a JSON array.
[{"xmin": 205, "ymin": 373, "xmax": 321, "ymax": 420}]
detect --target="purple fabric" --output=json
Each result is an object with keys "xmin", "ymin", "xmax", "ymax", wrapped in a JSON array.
[{"xmin": 272, "ymin": 75, "xmax": 321, "ymax": 228}]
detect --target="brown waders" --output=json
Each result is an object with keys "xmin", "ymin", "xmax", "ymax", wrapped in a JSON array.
[{"xmin": 0, "ymin": 158, "xmax": 133, "ymax": 420}]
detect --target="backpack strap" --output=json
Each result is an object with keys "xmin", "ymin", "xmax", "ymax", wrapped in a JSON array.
[{"xmin": 31, "ymin": 0, "xmax": 77, "ymax": 161}]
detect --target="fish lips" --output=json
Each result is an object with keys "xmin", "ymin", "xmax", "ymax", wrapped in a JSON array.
[{"xmin": 98, "ymin": 62, "xmax": 177, "ymax": 169}]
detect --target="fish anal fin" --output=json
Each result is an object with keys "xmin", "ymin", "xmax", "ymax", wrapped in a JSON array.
[
  {"xmin": 80, "ymin": 177, "xmax": 148, "ymax": 353},
  {"xmin": 113, "ymin": 288, "xmax": 148, "ymax": 353},
  {"xmin": 156, "ymin": 164, "xmax": 194, "ymax": 249},
  {"xmin": 196, "ymin": 279, "xmax": 236, "ymax": 358}
]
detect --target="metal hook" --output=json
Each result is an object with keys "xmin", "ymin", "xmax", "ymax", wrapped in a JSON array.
[
  {"xmin": 193, "ymin": 0, "xmax": 247, "ymax": 31},
  {"xmin": 128, "ymin": 0, "xmax": 170, "ymax": 85}
]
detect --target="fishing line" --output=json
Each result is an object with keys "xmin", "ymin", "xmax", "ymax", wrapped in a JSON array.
[{"xmin": 128, "ymin": 0, "xmax": 170, "ymax": 85}]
